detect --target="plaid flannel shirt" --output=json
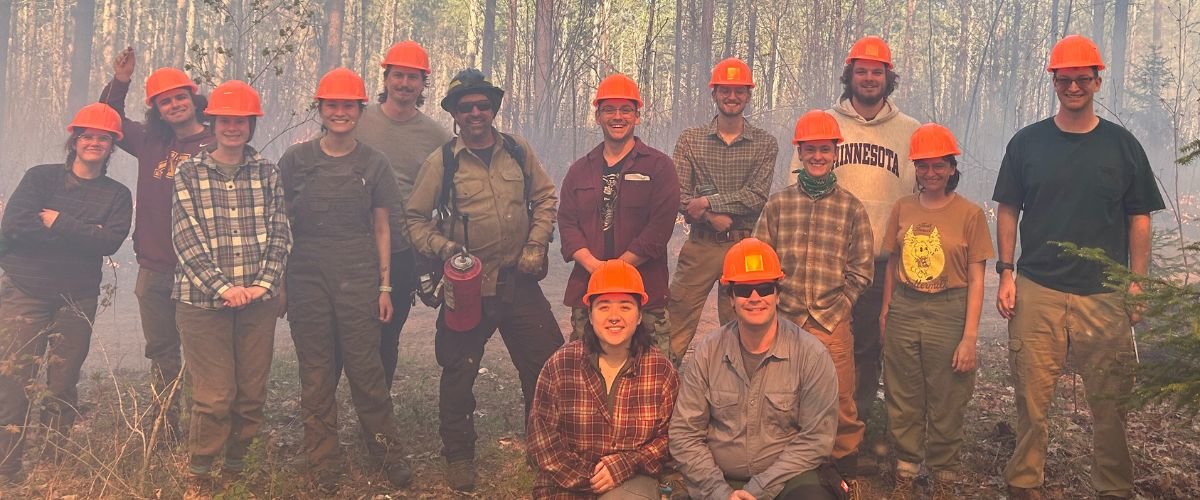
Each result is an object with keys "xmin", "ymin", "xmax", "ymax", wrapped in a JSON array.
[
  {"xmin": 171, "ymin": 147, "xmax": 292, "ymax": 309},
  {"xmin": 528, "ymin": 341, "xmax": 679, "ymax": 498},
  {"xmin": 673, "ymin": 118, "xmax": 779, "ymax": 230},
  {"xmin": 753, "ymin": 184, "xmax": 873, "ymax": 330}
]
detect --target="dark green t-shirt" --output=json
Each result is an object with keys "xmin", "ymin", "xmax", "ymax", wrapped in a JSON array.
[{"xmin": 992, "ymin": 117, "xmax": 1164, "ymax": 295}]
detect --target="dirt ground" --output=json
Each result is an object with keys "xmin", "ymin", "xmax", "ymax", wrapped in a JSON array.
[{"xmin": 5, "ymin": 235, "xmax": 1200, "ymax": 499}]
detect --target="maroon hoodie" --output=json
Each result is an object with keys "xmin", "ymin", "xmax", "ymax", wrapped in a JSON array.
[{"xmin": 100, "ymin": 78, "xmax": 213, "ymax": 273}]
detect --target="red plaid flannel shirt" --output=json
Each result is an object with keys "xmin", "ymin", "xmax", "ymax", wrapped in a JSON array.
[{"xmin": 528, "ymin": 341, "xmax": 679, "ymax": 498}]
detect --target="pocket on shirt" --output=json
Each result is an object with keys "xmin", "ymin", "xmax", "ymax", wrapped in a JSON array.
[
  {"xmin": 709, "ymin": 390, "xmax": 741, "ymax": 431},
  {"xmin": 764, "ymin": 391, "xmax": 798, "ymax": 438}
]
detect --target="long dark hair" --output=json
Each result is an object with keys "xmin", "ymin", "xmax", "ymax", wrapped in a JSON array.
[
  {"xmin": 64, "ymin": 129, "xmax": 117, "ymax": 176},
  {"xmin": 581, "ymin": 298, "xmax": 653, "ymax": 358},
  {"xmin": 376, "ymin": 67, "xmax": 431, "ymax": 107},
  {"xmin": 839, "ymin": 60, "xmax": 900, "ymax": 101},
  {"xmin": 145, "ymin": 92, "xmax": 210, "ymax": 141}
]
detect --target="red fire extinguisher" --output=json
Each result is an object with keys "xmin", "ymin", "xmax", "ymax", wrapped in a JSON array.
[{"xmin": 443, "ymin": 215, "xmax": 483, "ymax": 332}]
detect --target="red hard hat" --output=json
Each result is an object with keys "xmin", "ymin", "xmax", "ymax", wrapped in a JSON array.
[
  {"xmin": 144, "ymin": 67, "xmax": 199, "ymax": 105},
  {"xmin": 67, "ymin": 102, "xmax": 124, "ymax": 141},
  {"xmin": 721, "ymin": 238, "xmax": 785, "ymax": 284},
  {"xmin": 381, "ymin": 40, "xmax": 431, "ymax": 72},
  {"xmin": 206, "ymin": 80, "xmax": 264, "ymax": 117},
  {"xmin": 793, "ymin": 109, "xmax": 843, "ymax": 145},
  {"xmin": 315, "ymin": 68, "xmax": 368, "ymax": 102},
  {"xmin": 593, "ymin": 73, "xmax": 643, "ymax": 108},
  {"xmin": 846, "ymin": 36, "xmax": 893, "ymax": 69},
  {"xmin": 1047, "ymin": 34, "xmax": 1106, "ymax": 72},
  {"xmin": 584, "ymin": 260, "xmax": 649, "ymax": 306},
  {"xmin": 709, "ymin": 58, "xmax": 755, "ymax": 88},
  {"xmin": 909, "ymin": 123, "xmax": 961, "ymax": 160}
]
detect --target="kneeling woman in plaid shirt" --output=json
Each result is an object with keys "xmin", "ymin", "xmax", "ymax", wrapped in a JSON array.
[
  {"xmin": 528, "ymin": 260, "xmax": 679, "ymax": 499},
  {"xmin": 171, "ymin": 80, "xmax": 291, "ymax": 494}
]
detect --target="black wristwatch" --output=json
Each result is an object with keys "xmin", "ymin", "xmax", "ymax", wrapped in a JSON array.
[{"xmin": 995, "ymin": 261, "xmax": 1014, "ymax": 275}]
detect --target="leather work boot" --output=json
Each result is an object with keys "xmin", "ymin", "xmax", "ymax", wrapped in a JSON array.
[
  {"xmin": 446, "ymin": 459, "xmax": 477, "ymax": 492},
  {"xmin": 890, "ymin": 473, "xmax": 917, "ymax": 500}
]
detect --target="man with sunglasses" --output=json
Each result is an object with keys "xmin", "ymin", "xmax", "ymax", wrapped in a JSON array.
[
  {"xmin": 755, "ymin": 110, "xmax": 874, "ymax": 499},
  {"xmin": 993, "ymin": 35, "xmax": 1163, "ymax": 500},
  {"xmin": 558, "ymin": 74, "xmax": 679, "ymax": 359},
  {"xmin": 670, "ymin": 238, "xmax": 841, "ymax": 500},
  {"xmin": 406, "ymin": 68, "xmax": 563, "ymax": 493}
]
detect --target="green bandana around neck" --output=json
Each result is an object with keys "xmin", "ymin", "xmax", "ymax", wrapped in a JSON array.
[{"xmin": 795, "ymin": 168, "xmax": 838, "ymax": 199}]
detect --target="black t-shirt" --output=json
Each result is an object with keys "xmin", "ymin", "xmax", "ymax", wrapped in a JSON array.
[
  {"xmin": 470, "ymin": 147, "xmax": 494, "ymax": 167},
  {"xmin": 600, "ymin": 157, "xmax": 625, "ymax": 258},
  {"xmin": 992, "ymin": 117, "xmax": 1165, "ymax": 295}
]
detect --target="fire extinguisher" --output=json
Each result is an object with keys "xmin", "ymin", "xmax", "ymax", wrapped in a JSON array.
[{"xmin": 443, "ymin": 214, "xmax": 483, "ymax": 332}]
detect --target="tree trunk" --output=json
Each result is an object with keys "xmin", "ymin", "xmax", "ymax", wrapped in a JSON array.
[
  {"xmin": 482, "ymin": 0, "xmax": 497, "ymax": 76},
  {"xmin": 722, "ymin": 0, "xmax": 734, "ymax": 58},
  {"xmin": 533, "ymin": 0, "xmax": 555, "ymax": 139},
  {"xmin": 671, "ymin": 0, "xmax": 683, "ymax": 123},
  {"xmin": 696, "ymin": 0, "xmax": 714, "ymax": 122},
  {"xmin": 746, "ymin": 1, "xmax": 756, "ymax": 79},
  {"xmin": 1091, "ymin": 0, "xmax": 1107, "ymax": 55},
  {"xmin": 638, "ymin": 0, "xmax": 657, "ymax": 106},
  {"xmin": 1110, "ymin": 0, "xmax": 1129, "ymax": 114},
  {"xmin": 1048, "ymin": 0, "xmax": 1061, "ymax": 114},
  {"xmin": 320, "ymin": 0, "xmax": 345, "ymax": 74},
  {"xmin": 1151, "ymin": 0, "xmax": 1161, "ymax": 46},
  {"xmin": 0, "ymin": 0, "xmax": 12, "ymax": 148},
  {"xmin": 67, "ymin": 0, "xmax": 97, "ymax": 116},
  {"xmin": 765, "ymin": 8, "xmax": 780, "ymax": 110},
  {"xmin": 173, "ymin": 0, "xmax": 189, "ymax": 68},
  {"xmin": 504, "ymin": 0, "xmax": 517, "ymax": 129}
]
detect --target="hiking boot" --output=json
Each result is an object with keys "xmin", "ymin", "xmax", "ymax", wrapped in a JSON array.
[
  {"xmin": 446, "ymin": 459, "xmax": 477, "ymax": 492},
  {"xmin": 384, "ymin": 459, "xmax": 413, "ymax": 488},
  {"xmin": 1008, "ymin": 485, "xmax": 1044, "ymax": 500},
  {"xmin": 183, "ymin": 474, "xmax": 218, "ymax": 500},
  {"xmin": 932, "ymin": 477, "xmax": 957, "ymax": 500},
  {"xmin": 845, "ymin": 478, "xmax": 865, "ymax": 500},
  {"xmin": 313, "ymin": 468, "xmax": 341, "ymax": 495},
  {"xmin": 890, "ymin": 473, "xmax": 917, "ymax": 500}
]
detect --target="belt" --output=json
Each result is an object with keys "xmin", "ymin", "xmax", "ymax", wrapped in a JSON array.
[{"xmin": 690, "ymin": 227, "xmax": 753, "ymax": 243}]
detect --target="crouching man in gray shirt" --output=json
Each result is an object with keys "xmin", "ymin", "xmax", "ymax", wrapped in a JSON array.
[{"xmin": 670, "ymin": 237, "xmax": 842, "ymax": 500}]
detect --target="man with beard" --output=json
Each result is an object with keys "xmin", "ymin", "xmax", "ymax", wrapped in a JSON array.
[
  {"xmin": 666, "ymin": 57, "xmax": 779, "ymax": 363},
  {"xmin": 406, "ymin": 69, "xmax": 563, "ymax": 493},
  {"xmin": 788, "ymin": 37, "xmax": 921, "ymax": 461},
  {"xmin": 558, "ymin": 73, "xmax": 679, "ymax": 358},
  {"xmin": 994, "ymin": 35, "xmax": 1164, "ymax": 500},
  {"xmin": 100, "ymin": 47, "xmax": 213, "ymax": 437},
  {"xmin": 355, "ymin": 40, "xmax": 451, "ymax": 389}
]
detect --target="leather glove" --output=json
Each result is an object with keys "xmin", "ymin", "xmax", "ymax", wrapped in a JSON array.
[
  {"xmin": 439, "ymin": 241, "xmax": 463, "ymax": 260},
  {"xmin": 517, "ymin": 242, "xmax": 548, "ymax": 278}
]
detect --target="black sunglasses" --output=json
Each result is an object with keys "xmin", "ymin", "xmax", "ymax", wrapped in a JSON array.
[
  {"xmin": 730, "ymin": 282, "xmax": 778, "ymax": 298},
  {"xmin": 455, "ymin": 101, "xmax": 494, "ymax": 114}
]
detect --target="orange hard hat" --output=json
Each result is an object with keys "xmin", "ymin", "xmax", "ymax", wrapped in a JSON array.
[
  {"xmin": 1047, "ymin": 34, "xmax": 1106, "ymax": 72},
  {"xmin": 845, "ymin": 36, "xmax": 893, "ymax": 69},
  {"xmin": 584, "ymin": 260, "xmax": 649, "ymax": 306},
  {"xmin": 909, "ymin": 123, "xmax": 961, "ymax": 160},
  {"xmin": 381, "ymin": 40, "xmax": 431, "ymax": 72},
  {"xmin": 144, "ymin": 67, "xmax": 199, "ymax": 105},
  {"xmin": 721, "ymin": 238, "xmax": 785, "ymax": 284},
  {"xmin": 315, "ymin": 67, "xmax": 368, "ymax": 102},
  {"xmin": 793, "ymin": 109, "xmax": 843, "ymax": 145},
  {"xmin": 67, "ymin": 102, "xmax": 124, "ymax": 141},
  {"xmin": 709, "ymin": 58, "xmax": 755, "ymax": 88},
  {"xmin": 205, "ymin": 80, "xmax": 264, "ymax": 117},
  {"xmin": 593, "ymin": 73, "xmax": 642, "ymax": 108}
]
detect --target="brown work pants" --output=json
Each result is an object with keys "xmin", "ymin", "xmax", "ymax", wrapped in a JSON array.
[
  {"xmin": 1004, "ymin": 275, "xmax": 1135, "ymax": 497},
  {"xmin": 795, "ymin": 316, "xmax": 864, "ymax": 462},
  {"xmin": 177, "ymin": 299, "xmax": 277, "ymax": 474},
  {"xmin": 0, "ymin": 277, "xmax": 97, "ymax": 475},
  {"xmin": 666, "ymin": 238, "xmax": 736, "ymax": 361}
]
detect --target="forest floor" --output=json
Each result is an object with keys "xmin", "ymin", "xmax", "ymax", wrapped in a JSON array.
[{"xmin": 1, "ymin": 246, "xmax": 1198, "ymax": 499}]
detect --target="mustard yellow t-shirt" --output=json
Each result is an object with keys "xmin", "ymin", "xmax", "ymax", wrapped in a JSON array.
[{"xmin": 882, "ymin": 194, "xmax": 994, "ymax": 293}]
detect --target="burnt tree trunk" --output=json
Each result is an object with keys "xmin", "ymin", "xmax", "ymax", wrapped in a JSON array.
[
  {"xmin": 320, "ymin": 0, "xmax": 345, "ymax": 74},
  {"xmin": 67, "ymin": 0, "xmax": 97, "ymax": 115}
]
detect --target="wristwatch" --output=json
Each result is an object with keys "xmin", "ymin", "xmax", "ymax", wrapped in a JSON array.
[{"xmin": 995, "ymin": 261, "xmax": 1014, "ymax": 275}]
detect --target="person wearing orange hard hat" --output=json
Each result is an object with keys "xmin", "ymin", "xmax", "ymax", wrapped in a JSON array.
[
  {"xmin": 558, "ymin": 73, "xmax": 680, "ymax": 361},
  {"xmin": 754, "ymin": 109, "xmax": 874, "ymax": 498},
  {"xmin": 168, "ymin": 79, "xmax": 291, "ymax": 498},
  {"xmin": 0, "ymin": 103, "xmax": 132, "ymax": 484},
  {"xmin": 786, "ymin": 37, "xmax": 921, "ymax": 466},
  {"xmin": 356, "ymin": 41, "xmax": 451, "ymax": 390},
  {"xmin": 993, "ymin": 35, "xmax": 1164, "ymax": 500},
  {"xmin": 666, "ymin": 57, "xmax": 780, "ymax": 364},
  {"xmin": 527, "ymin": 260, "xmax": 678, "ymax": 498},
  {"xmin": 877, "ymin": 124, "xmax": 993, "ymax": 500},
  {"xmin": 99, "ymin": 47, "xmax": 214, "ymax": 437},
  {"xmin": 671, "ymin": 238, "xmax": 844, "ymax": 500},
  {"xmin": 278, "ymin": 68, "xmax": 412, "ymax": 493}
]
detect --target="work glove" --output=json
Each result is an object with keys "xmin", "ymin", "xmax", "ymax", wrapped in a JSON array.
[
  {"xmin": 517, "ymin": 242, "xmax": 548, "ymax": 279},
  {"xmin": 439, "ymin": 241, "xmax": 464, "ymax": 260}
]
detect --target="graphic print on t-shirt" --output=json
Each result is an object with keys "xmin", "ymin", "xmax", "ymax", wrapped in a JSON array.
[
  {"xmin": 902, "ymin": 223, "xmax": 947, "ymax": 292},
  {"xmin": 153, "ymin": 149, "xmax": 196, "ymax": 180}
]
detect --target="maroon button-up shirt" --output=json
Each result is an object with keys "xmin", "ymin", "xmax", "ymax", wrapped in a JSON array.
[{"xmin": 558, "ymin": 138, "xmax": 680, "ymax": 309}]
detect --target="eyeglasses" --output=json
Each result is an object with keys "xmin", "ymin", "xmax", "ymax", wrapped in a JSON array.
[
  {"xmin": 78, "ymin": 133, "xmax": 114, "ymax": 144},
  {"xmin": 730, "ymin": 282, "xmax": 778, "ymax": 298},
  {"xmin": 1053, "ymin": 76, "xmax": 1096, "ymax": 89},
  {"xmin": 598, "ymin": 106, "xmax": 637, "ymax": 117},
  {"xmin": 455, "ymin": 101, "xmax": 494, "ymax": 114}
]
